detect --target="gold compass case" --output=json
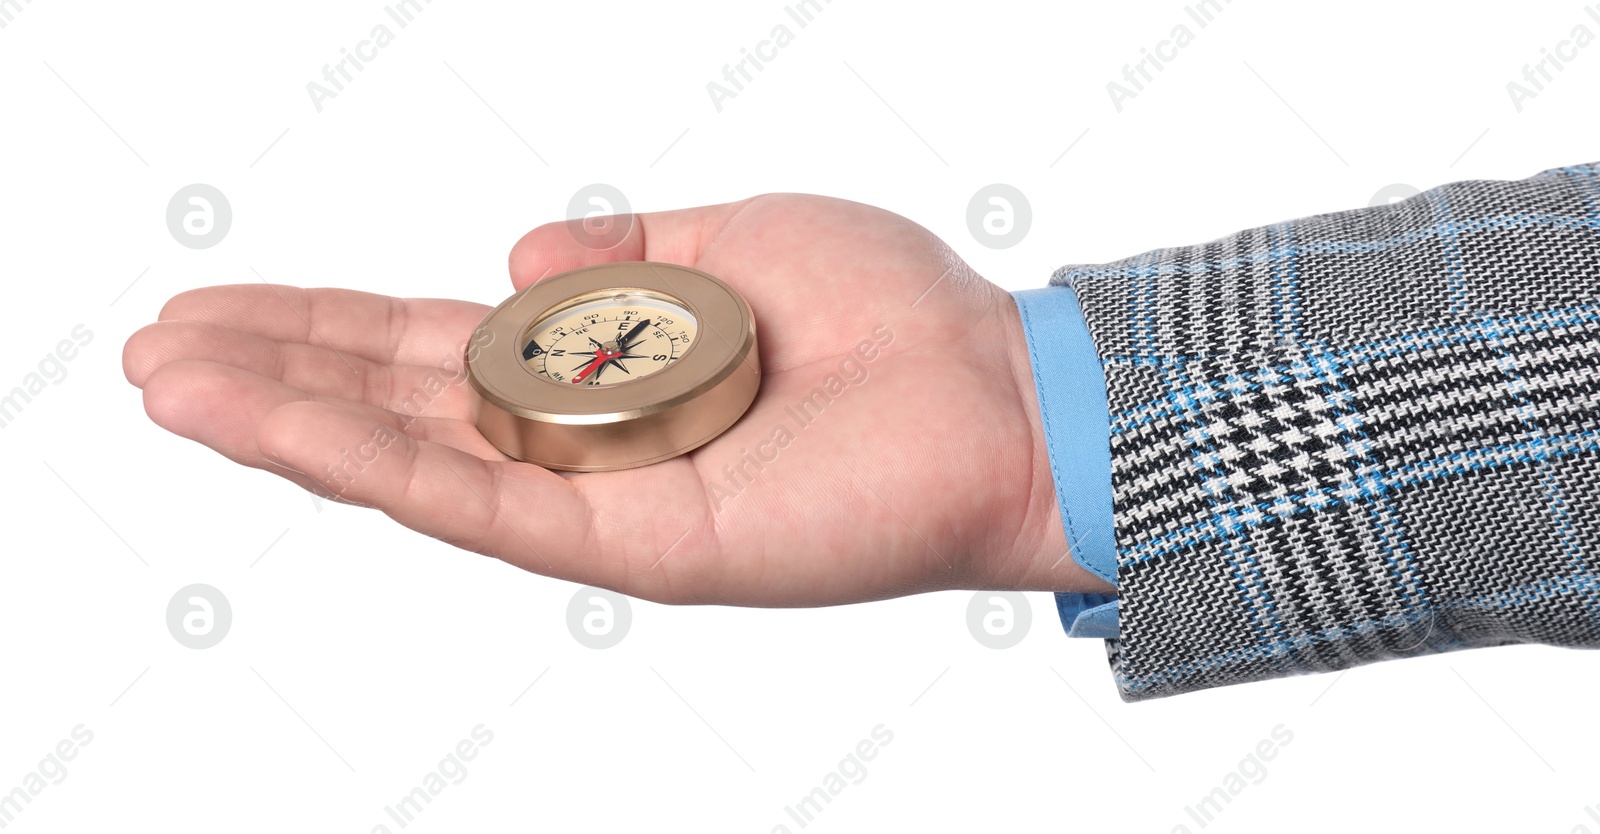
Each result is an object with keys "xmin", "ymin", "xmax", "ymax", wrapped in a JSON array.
[{"xmin": 465, "ymin": 262, "xmax": 761, "ymax": 471}]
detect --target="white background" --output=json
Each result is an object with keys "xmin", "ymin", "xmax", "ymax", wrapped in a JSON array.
[{"xmin": 2, "ymin": 1, "xmax": 1597, "ymax": 831}]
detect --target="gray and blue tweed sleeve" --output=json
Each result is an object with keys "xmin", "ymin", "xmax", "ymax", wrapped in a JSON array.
[{"xmin": 1055, "ymin": 163, "xmax": 1600, "ymax": 700}]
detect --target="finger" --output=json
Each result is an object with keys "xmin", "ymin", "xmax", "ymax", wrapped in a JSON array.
[
  {"xmin": 257, "ymin": 397, "xmax": 730, "ymax": 599},
  {"xmin": 507, "ymin": 197, "xmax": 758, "ymax": 290},
  {"xmin": 158, "ymin": 286, "xmax": 490, "ymax": 369},
  {"xmin": 125, "ymin": 320, "xmax": 479, "ymax": 421},
  {"xmin": 136, "ymin": 359, "xmax": 423, "ymax": 512},
  {"xmin": 141, "ymin": 359, "xmax": 502, "ymax": 476},
  {"xmin": 256, "ymin": 399, "xmax": 614, "ymax": 587}
]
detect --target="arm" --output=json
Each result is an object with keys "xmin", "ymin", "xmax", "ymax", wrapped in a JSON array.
[
  {"xmin": 123, "ymin": 195, "xmax": 1109, "ymax": 611},
  {"xmin": 122, "ymin": 170, "xmax": 1599, "ymax": 702},
  {"xmin": 1023, "ymin": 162, "xmax": 1600, "ymax": 700}
]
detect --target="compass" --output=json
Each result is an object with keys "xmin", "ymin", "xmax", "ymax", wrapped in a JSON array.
[{"xmin": 465, "ymin": 262, "xmax": 761, "ymax": 471}]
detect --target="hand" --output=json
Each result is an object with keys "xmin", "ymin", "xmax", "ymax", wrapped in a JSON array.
[{"xmin": 123, "ymin": 194, "xmax": 1113, "ymax": 605}]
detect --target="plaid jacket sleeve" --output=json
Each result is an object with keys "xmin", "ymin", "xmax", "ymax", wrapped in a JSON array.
[{"xmin": 1055, "ymin": 162, "xmax": 1600, "ymax": 701}]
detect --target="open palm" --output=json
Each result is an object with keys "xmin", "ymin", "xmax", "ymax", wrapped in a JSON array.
[{"xmin": 125, "ymin": 194, "xmax": 1105, "ymax": 605}]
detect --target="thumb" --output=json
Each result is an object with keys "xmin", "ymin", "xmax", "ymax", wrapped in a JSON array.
[{"xmin": 507, "ymin": 196, "xmax": 757, "ymax": 291}]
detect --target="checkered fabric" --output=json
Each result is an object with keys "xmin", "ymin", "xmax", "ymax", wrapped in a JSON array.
[{"xmin": 1056, "ymin": 163, "xmax": 1600, "ymax": 700}]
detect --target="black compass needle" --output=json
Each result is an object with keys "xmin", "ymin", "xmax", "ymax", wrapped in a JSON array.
[{"xmin": 618, "ymin": 319, "xmax": 651, "ymax": 350}]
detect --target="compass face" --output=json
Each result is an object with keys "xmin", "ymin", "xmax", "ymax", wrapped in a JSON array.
[{"xmin": 520, "ymin": 291, "xmax": 698, "ymax": 386}]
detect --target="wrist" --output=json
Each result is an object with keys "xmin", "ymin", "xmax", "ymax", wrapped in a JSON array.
[{"xmin": 981, "ymin": 291, "xmax": 1116, "ymax": 595}]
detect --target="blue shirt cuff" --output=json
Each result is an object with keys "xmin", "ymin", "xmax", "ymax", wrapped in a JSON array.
[{"xmin": 1013, "ymin": 286, "xmax": 1119, "ymax": 638}]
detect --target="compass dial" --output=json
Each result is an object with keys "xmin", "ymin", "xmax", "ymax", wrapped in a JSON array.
[{"xmin": 520, "ymin": 292, "xmax": 697, "ymax": 386}]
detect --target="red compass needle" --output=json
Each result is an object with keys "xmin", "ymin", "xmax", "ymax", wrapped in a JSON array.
[{"xmin": 571, "ymin": 349, "xmax": 618, "ymax": 384}]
